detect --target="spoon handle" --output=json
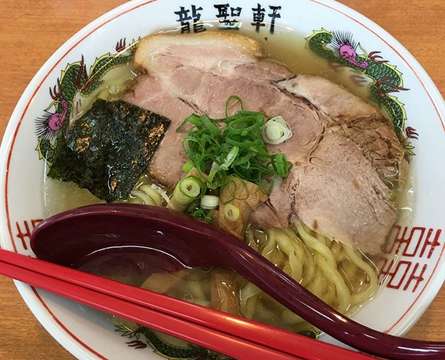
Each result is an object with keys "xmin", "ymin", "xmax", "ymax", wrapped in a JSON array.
[{"xmin": 223, "ymin": 242, "xmax": 445, "ymax": 360}]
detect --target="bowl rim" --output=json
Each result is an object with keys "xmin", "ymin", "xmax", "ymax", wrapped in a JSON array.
[{"xmin": 0, "ymin": 0, "xmax": 444, "ymax": 358}]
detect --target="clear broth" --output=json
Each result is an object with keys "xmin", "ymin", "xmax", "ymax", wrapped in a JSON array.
[{"xmin": 239, "ymin": 25, "xmax": 372, "ymax": 101}]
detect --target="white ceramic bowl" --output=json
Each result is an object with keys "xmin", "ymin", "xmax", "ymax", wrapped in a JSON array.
[{"xmin": 1, "ymin": 0, "xmax": 444, "ymax": 359}]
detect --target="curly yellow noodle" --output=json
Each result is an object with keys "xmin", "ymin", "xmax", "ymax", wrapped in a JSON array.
[
  {"xmin": 343, "ymin": 245, "xmax": 378, "ymax": 305},
  {"xmin": 255, "ymin": 301, "xmax": 282, "ymax": 324},
  {"xmin": 280, "ymin": 308, "xmax": 305, "ymax": 325},
  {"xmin": 301, "ymin": 245, "xmax": 316, "ymax": 286},
  {"xmin": 331, "ymin": 242, "xmax": 345, "ymax": 262},
  {"xmin": 282, "ymin": 262, "xmax": 292, "ymax": 277},
  {"xmin": 284, "ymin": 229, "xmax": 307, "ymax": 283},
  {"xmin": 246, "ymin": 227, "xmax": 260, "ymax": 252},
  {"xmin": 261, "ymin": 232, "xmax": 277, "ymax": 262},
  {"xmin": 314, "ymin": 253, "xmax": 351, "ymax": 312},
  {"xmin": 323, "ymin": 283, "xmax": 336, "ymax": 305},
  {"xmin": 341, "ymin": 259, "xmax": 358, "ymax": 280},
  {"xmin": 240, "ymin": 282, "xmax": 261, "ymax": 318},
  {"xmin": 295, "ymin": 223, "xmax": 352, "ymax": 312},
  {"xmin": 244, "ymin": 297, "xmax": 259, "ymax": 319},
  {"xmin": 288, "ymin": 251, "xmax": 302, "ymax": 282},
  {"xmin": 229, "ymin": 223, "xmax": 377, "ymax": 332},
  {"xmin": 271, "ymin": 229, "xmax": 304, "ymax": 282},
  {"xmin": 305, "ymin": 268, "xmax": 326, "ymax": 299},
  {"xmin": 296, "ymin": 223, "xmax": 337, "ymax": 269},
  {"xmin": 186, "ymin": 280, "xmax": 208, "ymax": 301}
]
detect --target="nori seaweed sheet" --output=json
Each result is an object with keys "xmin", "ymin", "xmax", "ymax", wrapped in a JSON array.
[{"xmin": 48, "ymin": 99, "xmax": 170, "ymax": 202}]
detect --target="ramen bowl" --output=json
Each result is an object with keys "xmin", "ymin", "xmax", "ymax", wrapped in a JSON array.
[{"xmin": 1, "ymin": 0, "xmax": 444, "ymax": 359}]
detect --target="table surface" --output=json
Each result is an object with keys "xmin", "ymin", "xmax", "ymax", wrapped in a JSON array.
[{"xmin": 0, "ymin": 0, "xmax": 444, "ymax": 359}]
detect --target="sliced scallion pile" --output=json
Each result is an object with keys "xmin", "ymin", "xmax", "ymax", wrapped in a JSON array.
[{"xmin": 178, "ymin": 98, "xmax": 292, "ymax": 190}]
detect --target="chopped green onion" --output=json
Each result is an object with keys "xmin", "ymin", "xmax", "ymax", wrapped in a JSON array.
[
  {"xmin": 207, "ymin": 162, "xmax": 220, "ymax": 187},
  {"xmin": 265, "ymin": 122, "xmax": 284, "ymax": 141},
  {"xmin": 225, "ymin": 111, "xmax": 264, "ymax": 135},
  {"xmin": 262, "ymin": 116, "xmax": 293, "ymax": 145},
  {"xmin": 130, "ymin": 190, "xmax": 156, "ymax": 205},
  {"xmin": 225, "ymin": 95, "xmax": 244, "ymax": 118},
  {"xmin": 139, "ymin": 185, "xmax": 163, "ymax": 206},
  {"xmin": 177, "ymin": 114, "xmax": 219, "ymax": 137},
  {"xmin": 220, "ymin": 146, "xmax": 239, "ymax": 170},
  {"xmin": 182, "ymin": 160, "xmax": 194, "ymax": 173},
  {"xmin": 179, "ymin": 177, "xmax": 201, "ymax": 198},
  {"xmin": 188, "ymin": 206, "xmax": 213, "ymax": 223},
  {"xmin": 200, "ymin": 195, "xmax": 219, "ymax": 210},
  {"xmin": 169, "ymin": 176, "xmax": 202, "ymax": 211},
  {"xmin": 272, "ymin": 153, "xmax": 292, "ymax": 178},
  {"xmin": 151, "ymin": 183, "xmax": 171, "ymax": 204},
  {"xmin": 224, "ymin": 203, "xmax": 240, "ymax": 222}
]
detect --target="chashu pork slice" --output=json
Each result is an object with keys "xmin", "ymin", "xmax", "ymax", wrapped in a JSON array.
[
  {"xmin": 250, "ymin": 74, "xmax": 405, "ymax": 254},
  {"xmin": 276, "ymin": 74, "xmax": 381, "ymax": 123},
  {"xmin": 134, "ymin": 31, "xmax": 264, "ymax": 75},
  {"xmin": 252, "ymin": 128, "xmax": 398, "ymax": 255},
  {"xmin": 124, "ymin": 75, "xmax": 195, "ymax": 187}
]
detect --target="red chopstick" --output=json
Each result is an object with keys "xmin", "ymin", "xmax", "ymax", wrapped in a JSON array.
[
  {"xmin": 0, "ymin": 259, "xmax": 297, "ymax": 359},
  {"xmin": 0, "ymin": 249, "xmax": 374, "ymax": 360}
]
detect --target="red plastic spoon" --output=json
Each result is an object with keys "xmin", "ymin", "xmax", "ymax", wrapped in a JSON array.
[{"xmin": 31, "ymin": 203, "xmax": 445, "ymax": 359}]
